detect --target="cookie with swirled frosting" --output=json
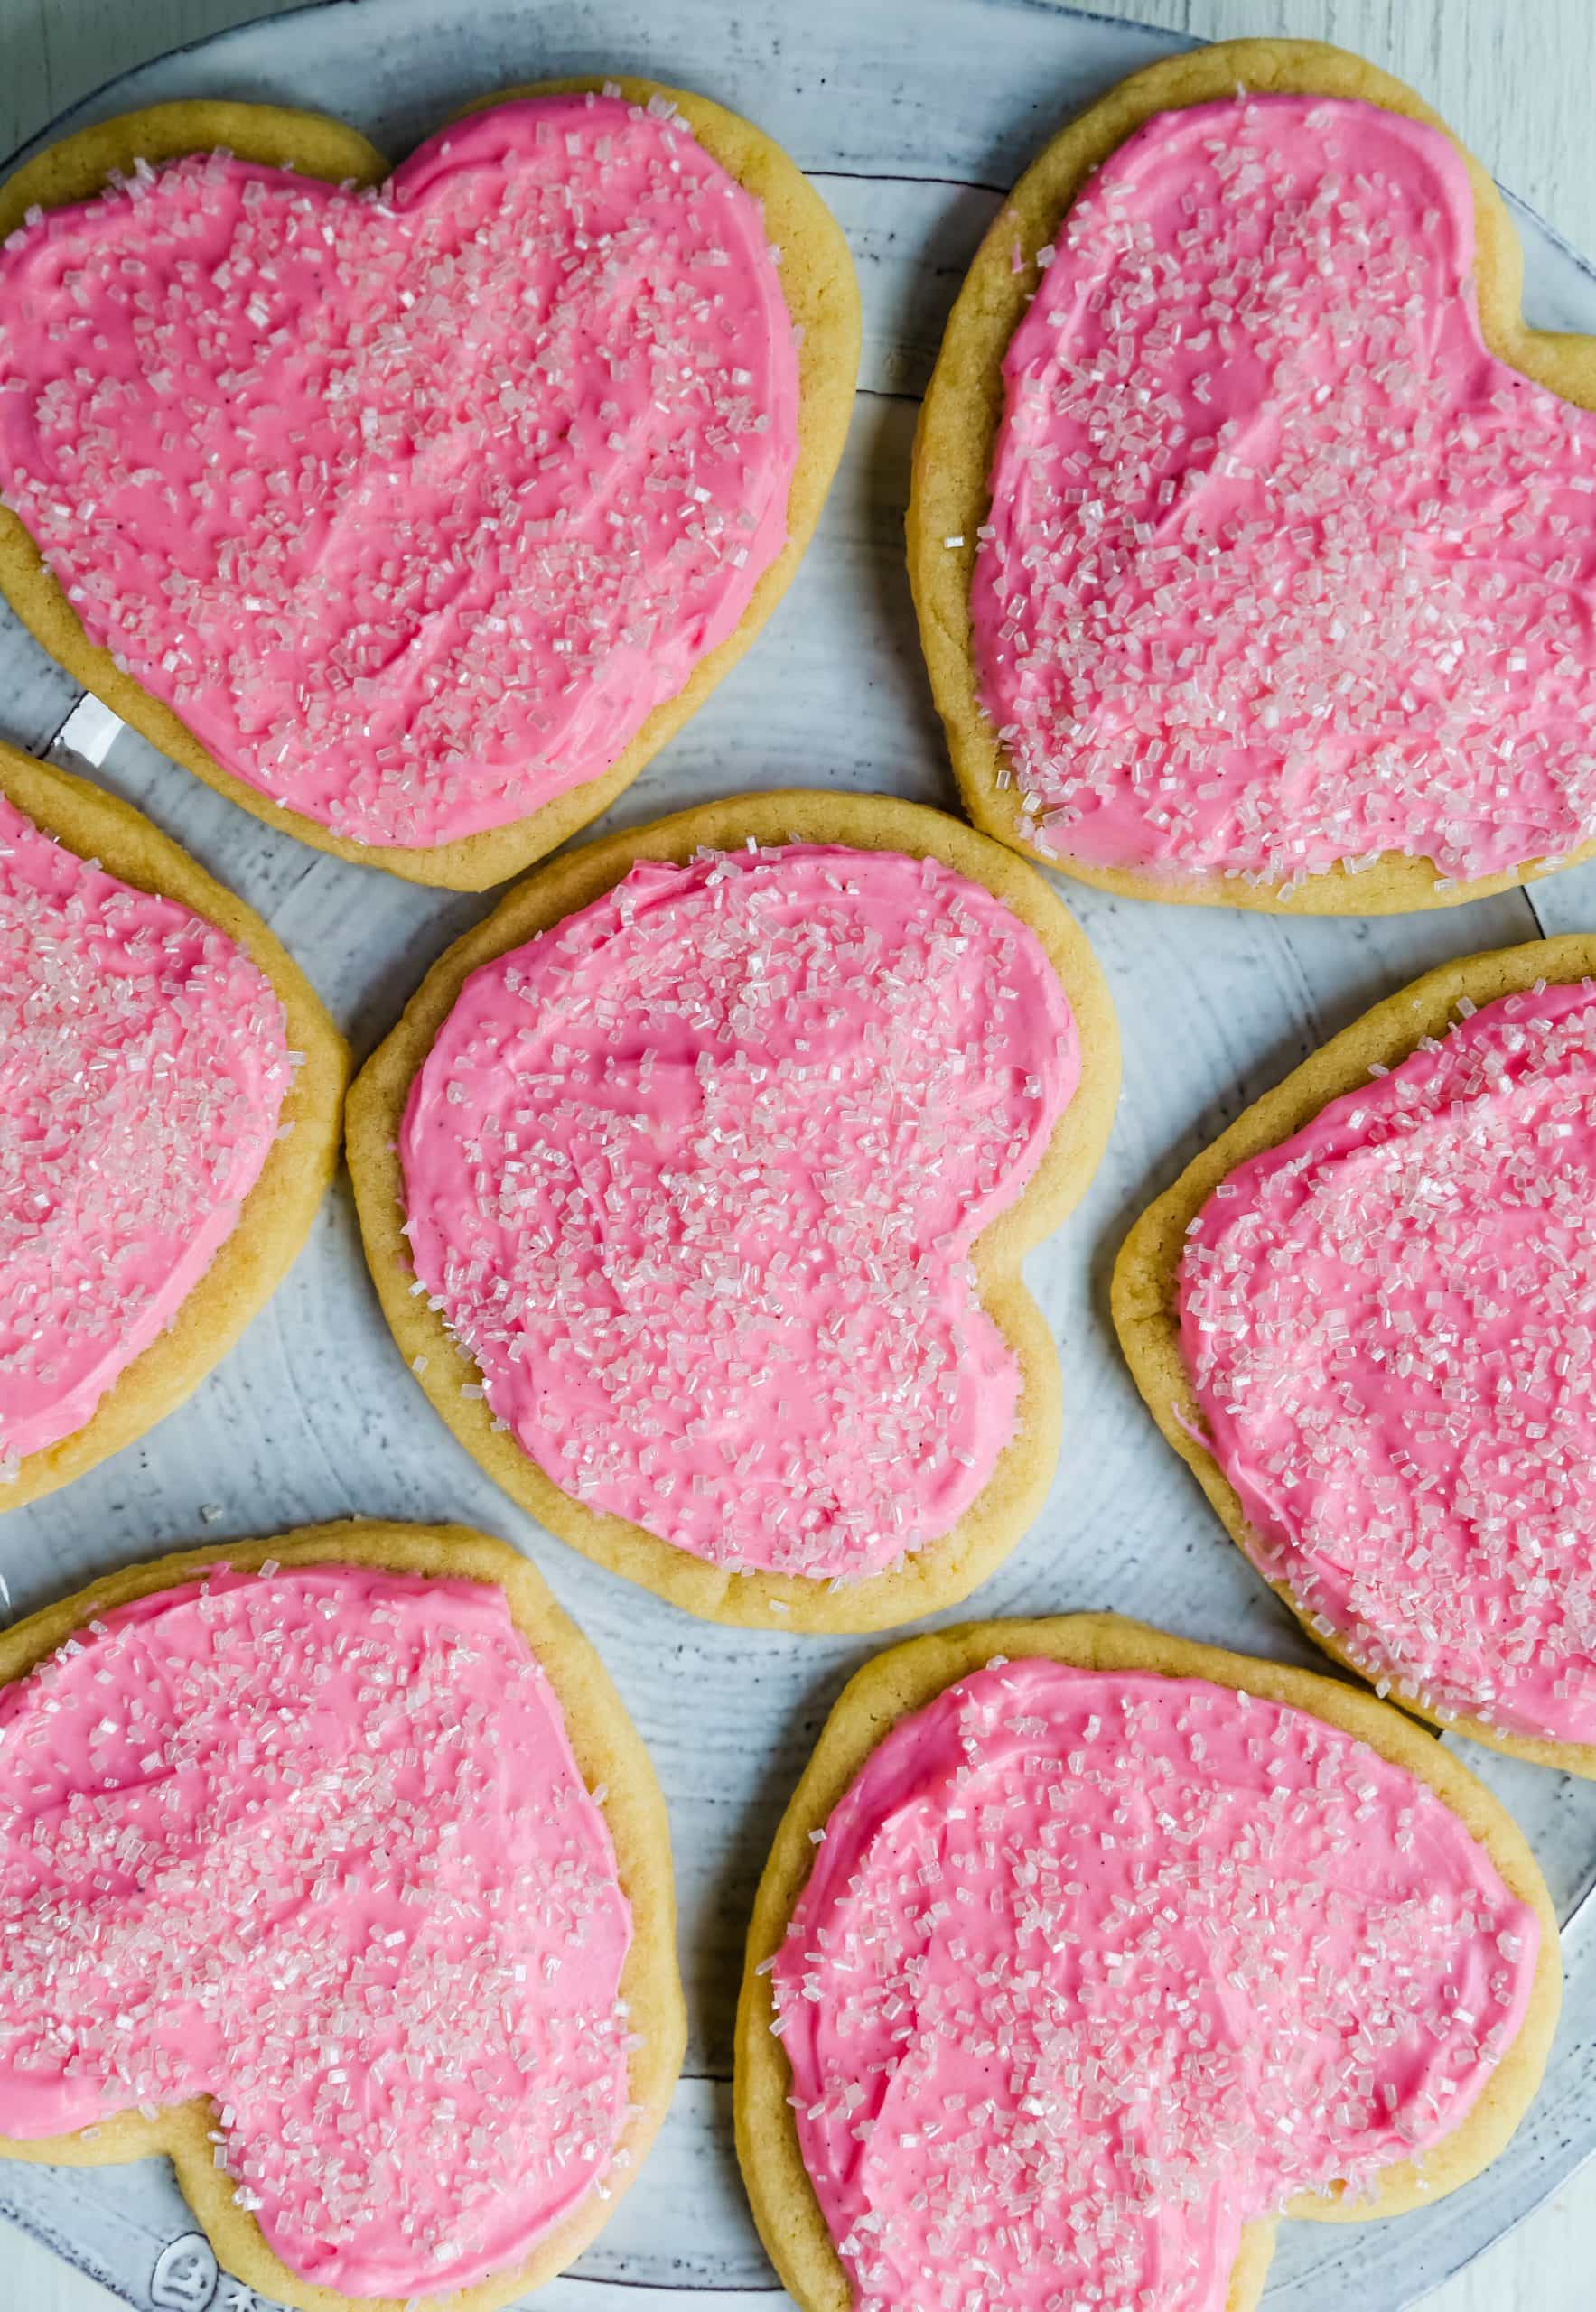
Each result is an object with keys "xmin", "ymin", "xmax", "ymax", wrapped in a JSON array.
[
  {"xmin": 0, "ymin": 80, "xmax": 859, "ymax": 890},
  {"xmin": 346, "ymin": 791, "xmax": 1118, "ymax": 1630},
  {"xmin": 0, "ymin": 1518, "xmax": 684, "ymax": 2312},
  {"xmin": 0, "ymin": 741, "xmax": 345, "ymax": 1509},
  {"xmin": 910, "ymin": 37, "xmax": 1596, "ymax": 913},
  {"xmin": 1116, "ymin": 933, "xmax": 1596, "ymax": 1776},
  {"xmin": 735, "ymin": 1612, "xmax": 1559, "ymax": 2312}
]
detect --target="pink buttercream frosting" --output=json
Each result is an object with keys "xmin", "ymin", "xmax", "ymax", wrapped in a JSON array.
[
  {"xmin": 1181, "ymin": 979, "xmax": 1596, "ymax": 1748},
  {"xmin": 772, "ymin": 1655, "xmax": 1537, "ymax": 2312},
  {"xmin": 0, "ymin": 794, "xmax": 291, "ymax": 1475},
  {"xmin": 0, "ymin": 95, "xmax": 798, "ymax": 847},
  {"xmin": 0, "ymin": 1563, "xmax": 633, "ymax": 2298},
  {"xmin": 400, "ymin": 843, "xmax": 1080, "ymax": 1581},
  {"xmin": 972, "ymin": 95, "xmax": 1596, "ymax": 890}
]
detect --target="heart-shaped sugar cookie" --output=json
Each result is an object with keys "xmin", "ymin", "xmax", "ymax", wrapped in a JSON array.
[
  {"xmin": 1115, "ymin": 932, "xmax": 1596, "ymax": 1777},
  {"xmin": 346, "ymin": 793, "xmax": 1119, "ymax": 1631},
  {"xmin": 0, "ymin": 1523, "xmax": 684, "ymax": 2312},
  {"xmin": 0, "ymin": 83, "xmax": 859, "ymax": 889},
  {"xmin": 0, "ymin": 742, "xmax": 345, "ymax": 1510},
  {"xmin": 910, "ymin": 38, "xmax": 1596, "ymax": 912},
  {"xmin": 737, "ymin": 1616, "xmax": 1560, "ymax": 2312}
]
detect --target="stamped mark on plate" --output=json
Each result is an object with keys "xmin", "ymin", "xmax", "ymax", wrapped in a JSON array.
[{"xmin": 149, "ymin": 2231, "xmax": 280, "ymax": 2312}]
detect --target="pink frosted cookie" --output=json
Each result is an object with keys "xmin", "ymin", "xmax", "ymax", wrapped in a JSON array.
[
  {"xmin": 347, "ymin": 794, "xmax": 1119, "ymax": 1629},
  {"xmin": 737, "ymin": 1617, "xmax": 1559, "ymax": 2312},
  {"xmin": 0, "ymin": 80, "xmax": 859, "ymax": 890},
  {"xmin": 910, "ymin": 38, "xmax": 1596, "ymax": 913},
  {"xmin": 1117, "ymin": 936, "xmax": 1596, "ymax": 1773},
  {"xmin": 0, "ymin": 1522, "xmax": 684, "ymax": 2312},
  {"xmin": 0, "ymin": 744, "xmax": 345, "ymax": 1508}
]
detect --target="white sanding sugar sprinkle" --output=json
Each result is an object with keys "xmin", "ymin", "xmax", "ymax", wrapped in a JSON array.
[{"xmin": 973, "ymin": 96, "xmax": 1596, "ymax": 890}]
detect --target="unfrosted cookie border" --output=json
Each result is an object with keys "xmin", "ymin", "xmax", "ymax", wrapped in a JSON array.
[
  {"xmin": 0, "ymin": 1516, "xmax": 686, "ymax": 2312},
  {"xmin": 0, "ymin": 80, "xmax": 862, "ymax": 891},
  {"xmin": 1114, "ymin": 934, "xmax": 1596, "ymax": 1775},
  {"xmin": 344, "ymin": 790, "xmax": 1120, "ymax": 1632},
  {"xmin": 907, "ymin": 35, "xmax": 1596, "ymax": 915},
  {"xmin": 734, "ymin": 1610, "xmax": 1563, "ymax": 2312},
  {"xmin": 0, "ymin": 741, "xmax": 348, "ymax": 1510}
]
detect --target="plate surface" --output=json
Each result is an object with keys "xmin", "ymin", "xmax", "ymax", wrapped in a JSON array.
[{"xmin": 3, "ymin": 4, "xmax": 1596, "ymax": 2309}]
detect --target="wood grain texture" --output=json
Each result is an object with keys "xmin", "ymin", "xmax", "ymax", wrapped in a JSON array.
[
  {"xmin": 0, "ymin": 3, "xmax": 1593, "ymax": 2310},
  {"xmin": 4, "ymin": 0, "xmax": 1591, "ymax": 256}
]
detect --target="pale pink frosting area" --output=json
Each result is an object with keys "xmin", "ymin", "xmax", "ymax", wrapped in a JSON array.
[
  {"xmin": 772, "ymin": 1657, "xmax": 1536, "ymax": 2312},
  {"xmin": 399, "ymin": 844, "xmax": 1079, "ymax": 1581},
  {"xmin": 972, "ymin": 95, "xmax": 1596, "ymax": 890},
  {"xmin": 0, "ymin": 1563, "xmax": 633, "ymax": 2298},
  {"xmin": 1181, "ymin": 981, "xmax": 1596, "ymax": 1748},
  {"xmin": 0, "ymin": 795, "xmax": 290, "ymax": 1475},
  {"xmin": 0, "ymin": 96, "xmax": 798, "ymax": 848}
]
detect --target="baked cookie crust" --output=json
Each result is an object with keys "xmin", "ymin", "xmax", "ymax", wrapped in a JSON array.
[
  {"xmin": 0, "ymin": 1516, "xmax": 686, "ymax": 2312},
  {"xmin": 0, "ymin": 81, "xmax": 861, "ymax": 891},
  {"xmin": 907, "ymin": 35, "xmax": 1596, "ymax": 915},
  {"xmin": 734, "ymin": 1611, "xmax": 1562, "ymax": 2312},
  {"xmin": 0, "ymin": 741, "xmax": 348, "ymax": 1511},
  {"xmin": 1114, "ymin": 934, "xmax": 1596, "ymax": 1776},
  {"xmin": 345, "ymin": 790, "xmax": 1120, "ymax": 1631}
]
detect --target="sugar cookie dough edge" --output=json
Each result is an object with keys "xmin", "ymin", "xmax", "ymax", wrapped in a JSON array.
[
  {"xmin": 733, "ymin": 1610, "xmax": 1561, "ymax": 2312},
  {"xmin": 345, "ymin": 789, "xmax": 1119, "ymax": 1632},
  {"xmin": 0, "ymin": 1516, "xmax": 686, "ymax": 2312},
  {"xmin": 0, "ymin": 79, "xmax": 860, "ymax": 891},
  {"xmin": 0, "ymin": 741, "xmax": 349, "ymax": 1512},
  {"xmin": 1113, "ymin": 932, "xmax": 1596, "ymax": 1777},
  {"xmin": 906, "ymin": 33, "xmax": 1596, "ymax": 916}
]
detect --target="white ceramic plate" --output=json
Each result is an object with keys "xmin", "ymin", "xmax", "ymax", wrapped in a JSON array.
[{"xmin": 2, "ymin": 5, "xmax": 1595, "ymax": 2308}]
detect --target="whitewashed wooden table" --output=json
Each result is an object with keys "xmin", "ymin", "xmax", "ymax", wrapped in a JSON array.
[{"xmin": 0, "ymin": 4, "xmax": 1593, "ymax": 2310}]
